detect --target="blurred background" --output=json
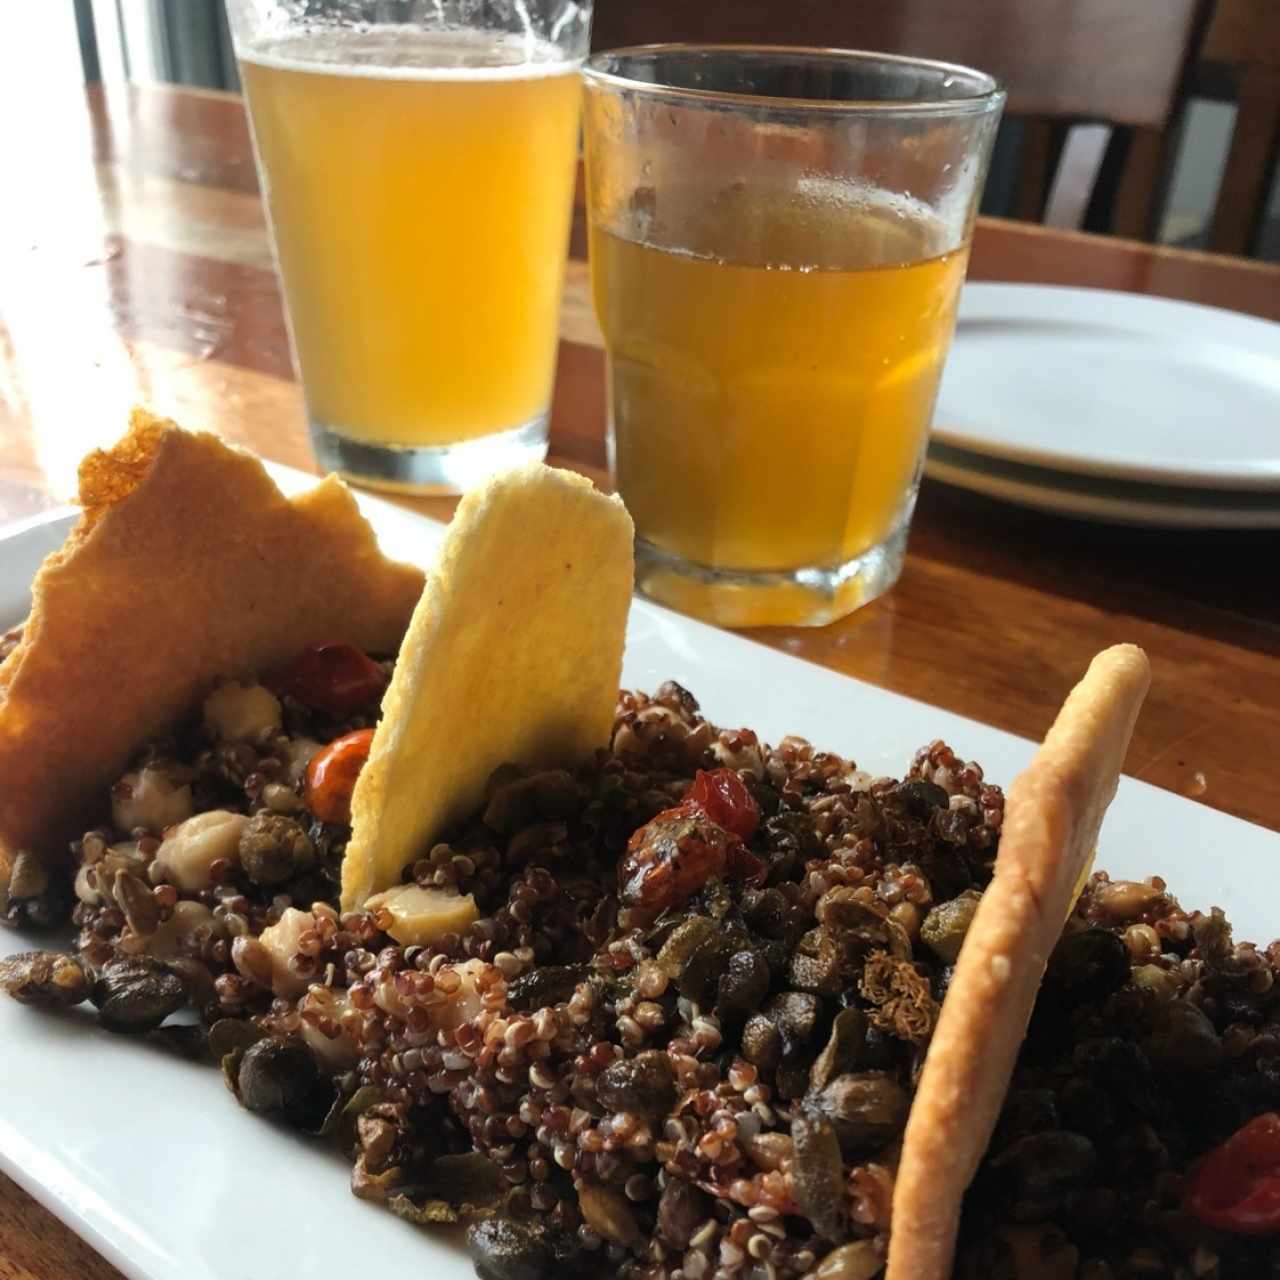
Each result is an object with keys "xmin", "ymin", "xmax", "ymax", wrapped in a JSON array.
[{"xmin": 22, "ymin": 0, "xmax": 1280, "ymax": 261}]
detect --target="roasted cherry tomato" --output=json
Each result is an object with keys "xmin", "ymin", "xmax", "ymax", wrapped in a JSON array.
[
  {"xmin": 726, "ymin": 842, "xmax": 768, "ymax": 888},
  {"xmin": 275, "ymin": 644, "xmax": 386, "ymax": 718},
  {"xmin": 618, "ymin": 800, "xmax": 737, "ymax": 910},
  {"xmin": 1184, "ymin": 1112, "xmax": 1280, "ymax": 1236},
  {"xmin": 686, "ymin": 768, "xmax": 760, "ymax": 841},
  {"xmin": 305, "ymin": 728, "xmax": 375, "ymax": 825}
]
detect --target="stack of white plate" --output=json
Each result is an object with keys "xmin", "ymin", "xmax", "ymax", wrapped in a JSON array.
[{"xmin": 926, "ymin": 284, "xmax": 1280, "ymax": 528}]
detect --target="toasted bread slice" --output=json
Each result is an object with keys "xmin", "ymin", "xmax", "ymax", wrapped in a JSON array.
[{"xmin": 0, "ymin": 409, "xmax": 424, "ymax": 889}]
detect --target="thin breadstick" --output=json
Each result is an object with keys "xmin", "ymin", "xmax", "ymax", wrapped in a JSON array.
[{"xmin": 887, "ymin": 644, "xmax": 1151, "ymax": 1280}]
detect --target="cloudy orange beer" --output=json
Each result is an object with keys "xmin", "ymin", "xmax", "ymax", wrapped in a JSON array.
[{"xmin": 240, "ymin": 30, "xmax": 581, "ymax": 448}]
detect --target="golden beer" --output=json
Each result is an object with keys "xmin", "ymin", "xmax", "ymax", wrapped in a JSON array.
[
  {"xmin": 591, "ymin": 187, "xmax": 965, "ymax": 589},
  {"xmin": 240, "ymin": 30, "xmax": 581, "ymax": 448}
]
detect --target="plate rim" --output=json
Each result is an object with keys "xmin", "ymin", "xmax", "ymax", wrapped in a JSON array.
[
  {"xmin": 924, "ymin": 449, "xmax": 1280, "ymax": 528},
  {"xmin": 934, "ymin": 281, "xmax": 1280, "ymax": 491}
]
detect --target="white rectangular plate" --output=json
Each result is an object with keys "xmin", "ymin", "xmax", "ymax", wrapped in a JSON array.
[{"xmin": 2, "ymin": 465, "xmax": 1276, "ymax": 1280}]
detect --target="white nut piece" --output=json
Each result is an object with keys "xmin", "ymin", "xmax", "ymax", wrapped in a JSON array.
[
  {"xmin": 300, "ymin": 988, "xmax": 360, "ymax": 1069},
  {"xmin": 74, "ymin": 863, "xmax": 103, "ymax": 907},
  {"xmin": 258, "ymin": 907, "xmax": 317, "ymax": 997},
  {"xmin": 112, "ymin": 766, "xmax": 194, "ymax": 834},
  {"xmin": 202, "ymin": 681, "xmax": 282, "ymax": 742},
  {"xmin": 372, "ymin": 955, "xmax": 488, "ymax": 1033},
  {"xmin": 712, "ymin": 733, "xmax": 765, "ymax": 780},
  {"xmin": 153, "ymin": 810, "xmax": 249, "ymax": 891},
  {"xmin": 283, "ymin": 737, "xmax": 322, "ymax": 785},
  {"xmin": 435, "ymin": 958, "xmax": 489, "ymax": 1031},
  {"xmin": 147, "ymin": 901, "xmax": 220, "ymax": 959},
  {"xmin": 365, "ymin": 884, "xmax": 479, "ymax": 947}
]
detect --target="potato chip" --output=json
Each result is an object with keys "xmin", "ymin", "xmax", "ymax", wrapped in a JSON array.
[
  {"xmin": 341, "ymin": 463, "xmax": 633, "ymax": 910},
  {"xmin": 887, "ymin": 643, "xmax": 1151, "ymax": 1280},
  {"xmin": 0, "ymin": 410, "xmax": 424, "ymax": 887}
]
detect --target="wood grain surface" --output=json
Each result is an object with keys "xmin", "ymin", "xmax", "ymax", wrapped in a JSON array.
[{"xmin": 1, "ymin": 79, "xmax": 1279, "ymax": 1280}]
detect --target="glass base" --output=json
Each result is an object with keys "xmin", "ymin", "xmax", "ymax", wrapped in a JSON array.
[
  {"xmin": 309, "ymin": 415, "xmax": 549, "ymax": 495},
  {"xmin": 634, "ymin": 520, "xmax": 910, "ymax": 628}
]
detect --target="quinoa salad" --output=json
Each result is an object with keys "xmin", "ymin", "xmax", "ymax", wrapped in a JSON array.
[{"xmin": 3, "ymin": 641, "xmax": 1278, "ymax": 1280}]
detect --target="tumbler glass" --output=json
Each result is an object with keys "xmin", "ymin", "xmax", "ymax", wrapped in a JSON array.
[
  {"xmin": 584, "ymin": 46, "xmax": 1003, "ymax": 624},
  {"xmin": 227, "ymin": 0, "xmax": 591, "ymax": 492}
]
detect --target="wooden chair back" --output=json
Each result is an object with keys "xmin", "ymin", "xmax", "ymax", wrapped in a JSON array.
[
  {"xmin": 589, "ymin": 0, "xmax": 1209, "ymax": 236},
  {"xmin": 1207, "ymin": 0, "xmax": 1280, "ymax": 255}
]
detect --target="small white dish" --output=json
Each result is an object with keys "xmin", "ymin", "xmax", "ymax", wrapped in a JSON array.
[
  {"xmin": 934, "ymin": 283, "xmax": 1280, "ymax": 490},
  {"xmin": 1, "ymin": 468, "xmax": 1277, "ymax": 1280}
]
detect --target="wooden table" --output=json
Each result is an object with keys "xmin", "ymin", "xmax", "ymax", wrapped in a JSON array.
[{"xmin": 2, "ymin": 80, "xmax": 1279, "ymax": 1279}]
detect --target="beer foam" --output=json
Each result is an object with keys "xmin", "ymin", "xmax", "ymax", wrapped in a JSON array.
[
  {"xmin": 794, "ymin": 175, "xmax": 947, "ymax": 237},
  {"xmin": 239, "ymin": 26, "xmax": 578, "ymax": 81},
  {"xmin": 608, "ymin": 175, "xmax": 954, "ymax": 271}
]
